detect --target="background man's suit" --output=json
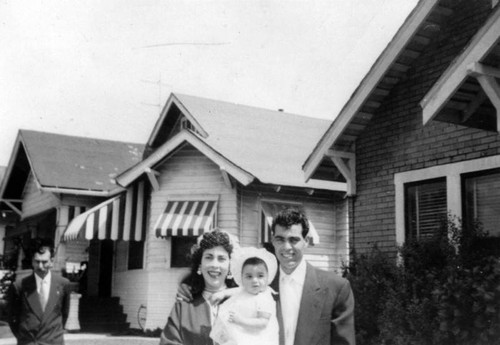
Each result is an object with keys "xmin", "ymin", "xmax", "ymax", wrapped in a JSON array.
[
  {"xmin": 7, "ymin": 273, "xmax": 71, "ymax": 345},
  {"xmin": 271, "ymin": 263, "xmax": 355, "ymax": 345}
]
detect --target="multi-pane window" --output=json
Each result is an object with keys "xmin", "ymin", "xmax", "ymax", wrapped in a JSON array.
[
  {"xmin": 405, "ymin": 178, "xmax": 447, "ymax": 241},
  {"xmin": 463, "ymin": 169, "xmax": 500, "ymax": 237}
]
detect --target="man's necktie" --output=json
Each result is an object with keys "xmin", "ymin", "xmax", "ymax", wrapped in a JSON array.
[
  {"xmin": 39, "ymin": 280, "xmax": 47, "ymax": 312},
  {"xmin": 280, "ymin": 274, "xmax": 295, "ymax": 345}
]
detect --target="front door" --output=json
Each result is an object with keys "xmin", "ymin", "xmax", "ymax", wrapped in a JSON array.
[
  {"xmin": 88, "ymin": 239, "xmax": 114, "ymax": 297},
  {"xmin": 98, "ymin": 239, "xmax": 114, "ymax": 297}
]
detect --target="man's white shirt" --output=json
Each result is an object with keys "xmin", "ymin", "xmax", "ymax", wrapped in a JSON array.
[{"xmin": 279, "ymin": 260, "xmax": 307, "ymax": 345}]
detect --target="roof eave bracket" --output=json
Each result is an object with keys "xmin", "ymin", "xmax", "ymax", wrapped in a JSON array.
[
  {"xmin": 327, "ymin": 149, "xmax": 356, "ymax": 196},
  {"xmin": 468, "ymin": 62, "xmax": 500, "ymax": 131}
]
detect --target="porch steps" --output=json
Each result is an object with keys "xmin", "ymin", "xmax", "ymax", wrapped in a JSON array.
[{"xmin": 78, "ymin": 296, "xmax": 130, "ymax": 333}]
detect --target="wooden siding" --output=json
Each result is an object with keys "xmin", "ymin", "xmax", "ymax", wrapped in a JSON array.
[
  {"xmin": 124, "ymin": 144, "xmax": 238, "ymax": 328},
  {"xmin": 21, "ymin": 173, "xmax": 59, "ymax": 219},
  {"xmin": 144, "ymin": 268, "xmax": 189, "ymax": 330},
  {"xmin": 147, "ymin": 144, "xmax": 238, "ymax": 271},
  {"xmin": 113, "ymin": 269, "xmax": 150, "ymax": 329}
]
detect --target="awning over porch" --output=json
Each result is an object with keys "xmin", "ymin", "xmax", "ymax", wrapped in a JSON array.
[
  {"xmin": 261, "ymin": 201, "xmax": 320, "ymax": 245},
  {"xmin": 63, "ymin": 181, "xmax": 147, "ymax": 241},
  {"xmin": 154, "ymin": 200, "xmax": 217, "ymax": 237}
]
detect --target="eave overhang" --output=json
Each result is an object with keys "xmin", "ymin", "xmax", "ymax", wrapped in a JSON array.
[
  {"xmin": 116, "ymin": 130, "xmax": 255, "ymax": 188},
  {"xmin": 421, "ymin": 5, "xmax": 500, "ymax": 131},
  {"xmin": 303, "ymin": 0, "xmax": 449, "ymax": 196}
]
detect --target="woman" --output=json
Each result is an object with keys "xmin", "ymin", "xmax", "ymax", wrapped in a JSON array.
[{"xmin": 160, "ymin": 229, "xmax": 238, "ymax": 345}]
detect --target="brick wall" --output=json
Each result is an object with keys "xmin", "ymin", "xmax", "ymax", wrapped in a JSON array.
[{"xmin": 353, "ymin": 0, "xmax": 497, "ymax": 255}]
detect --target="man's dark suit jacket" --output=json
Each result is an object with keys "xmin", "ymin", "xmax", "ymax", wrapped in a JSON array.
[
  {"xmin": 270, "ymin": 263, "xmax": 355, "ymax": 345},
  {"xmin": 7, "ymin": 273, "xmax": 71, "ymax": 345}
]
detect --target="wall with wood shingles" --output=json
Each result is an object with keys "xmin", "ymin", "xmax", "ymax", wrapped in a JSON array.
[{"xmin": 352, "ymin": 0, "xmax": 496, "ymax": 255}]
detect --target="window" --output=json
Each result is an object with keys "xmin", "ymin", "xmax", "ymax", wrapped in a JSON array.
[
  {"xmin": 180, "ymin": 118, "xmax": 194, "ymax": 131},
  {"xmin": 463, "ymin": 169, "xmax": 500, "ymax": 237},
  {"xmin": 171, "ymin": 236, "xmax": 197, "ymax": 268},
  {"xmin": 405, "ymin": 178, "xmax": 447, "ymax": 241},
  {"xmin": 128, "ymin": 241, "xmax": 144, "ymax": 270}
]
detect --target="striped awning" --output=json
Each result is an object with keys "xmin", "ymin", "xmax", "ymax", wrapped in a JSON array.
[
  {"xmin": 155, "ymin": 200, "xmax": 217, "ymax": 237},
  {"xmin": 63, "ymin": 181, "xmax": 147, "ymax": 241},
  {"xmin": 261, "ymin": 202, "xmax": 320, "ymax": 245}
]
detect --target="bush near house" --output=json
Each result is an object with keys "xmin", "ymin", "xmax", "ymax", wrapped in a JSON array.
[
  {"xmin": 0, "ymin": 255, "xmax": 16, "ymax": 322},
  {"xmin": 343, "ymin": 217, "xmax": 500, "ymax": 345}
]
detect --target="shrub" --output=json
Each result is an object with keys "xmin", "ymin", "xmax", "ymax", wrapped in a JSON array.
[{"xmin": 344, "ymin": 216, "xmax": 500, "ymax": 345}]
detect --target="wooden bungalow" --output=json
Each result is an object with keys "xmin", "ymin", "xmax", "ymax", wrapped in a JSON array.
[
  {"xmin": 303, "ymin": 0, "xmax": 500, "ymax": 255},
  {"xmin": 63, "ymin": 93, "xmax": 349, "ymax": 330},
  {"xmin": 0, "ymin": 130, "xmax": 144, "ymax": 329}
]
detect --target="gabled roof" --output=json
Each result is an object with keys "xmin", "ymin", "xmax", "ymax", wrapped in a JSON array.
[
  {"xmin": 302, "ymin": 0, "xmax": 456, "ymax": 192},
  {"xmin": 118, "ymin": 130, "xmax": 255, "ymax": 187},
  {"xmin": 120, "ymin": 93, "xmax": 346, "ymax": 192},
  {"xmin": 0, "ymin": 130, "xmax": 144, "ymax": 205}
]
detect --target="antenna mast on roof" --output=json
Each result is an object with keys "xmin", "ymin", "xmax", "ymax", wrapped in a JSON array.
[{"xmin": 140, "ymin": 73, "xmax": 171, "ymax": 111}]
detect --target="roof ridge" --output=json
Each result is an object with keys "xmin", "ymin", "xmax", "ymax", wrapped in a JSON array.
[{"xmin": 173, "ymin": 92, "xmax": 332, "ymax": 124}]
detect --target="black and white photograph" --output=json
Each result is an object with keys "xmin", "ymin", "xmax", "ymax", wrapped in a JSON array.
[{"xmin": 1, "ymin": 1, "xmax": 499, "ymax": 344}]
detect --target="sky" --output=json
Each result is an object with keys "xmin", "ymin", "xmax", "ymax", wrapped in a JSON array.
[{"xmin": 0, "ymin": 0, "xmax": 418, "ymax": 167}]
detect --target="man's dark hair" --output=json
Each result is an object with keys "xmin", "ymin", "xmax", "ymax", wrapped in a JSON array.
[
  {"xmin": 33, "ymin": 238, "xmax": 55, "ymax": 258},
  {"xmin": 271, "ymin": 208, "xmax": 309, "ymax": 238}
]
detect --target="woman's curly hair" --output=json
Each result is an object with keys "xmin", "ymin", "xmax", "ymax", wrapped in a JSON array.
[{"xmin": 186, "ymin": 229, "xmax": 237, "ymax": 296}]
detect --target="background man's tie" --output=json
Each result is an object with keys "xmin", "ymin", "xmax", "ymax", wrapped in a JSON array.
[{"xmin": 39, "ymin": 280, "xmax": 47, "ymax": 312}]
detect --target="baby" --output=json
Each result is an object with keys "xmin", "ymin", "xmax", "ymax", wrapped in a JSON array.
[{"xmin": 210, "ymin": 247, "xmax": 279, "ymax": 345}]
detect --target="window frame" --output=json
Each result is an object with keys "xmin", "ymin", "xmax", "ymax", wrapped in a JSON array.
[
  {"xmin": 461, "ymin": 167, "xmax": 500, "ymax": 237},
  {"xmin": 394, "ymin": 155, "xmax": 500, "ymax": 245},
  {"xmin": 404, "ymin": 177, "xmax": 447, "ymax": 241}
]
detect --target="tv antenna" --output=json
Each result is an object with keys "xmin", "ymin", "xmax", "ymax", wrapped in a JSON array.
[{"xmin": 140, "ymin": 73, "xmax": 172, "ymax": 110}]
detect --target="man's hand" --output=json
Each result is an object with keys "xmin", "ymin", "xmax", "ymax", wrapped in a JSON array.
[
  {"xmin": 176, "ymin": 283, "xmax": 193, "ymax": 302},
  {"xmin": 208, "ymin": 287, "xmax": 240, "ymax": 305}
]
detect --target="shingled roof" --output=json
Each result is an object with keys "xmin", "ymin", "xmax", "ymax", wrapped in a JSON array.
[
  {"xmin": 0, "ymin": 130, "xmax": 144, "ymax": 202},
  {"xmin": 119, "ymin": 93, "xmax": 346, "ymax": 192}
]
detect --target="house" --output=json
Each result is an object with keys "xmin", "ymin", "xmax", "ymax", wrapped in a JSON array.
[
  {"xmin": 303, "ymin": 0, "xmax": 500, "ymax": 255},
  {"xmin": 0, "ymin": 130, "xmax": 144, "ymax": 301},
  {"xmin": 63, "ymin": 93, "xmax": 349, "ymax": 330}
]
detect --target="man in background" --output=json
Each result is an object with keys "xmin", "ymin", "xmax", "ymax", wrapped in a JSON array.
[{"xmin": 7, "ymin": 239, "xmax": 71, "ymax": 345}]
